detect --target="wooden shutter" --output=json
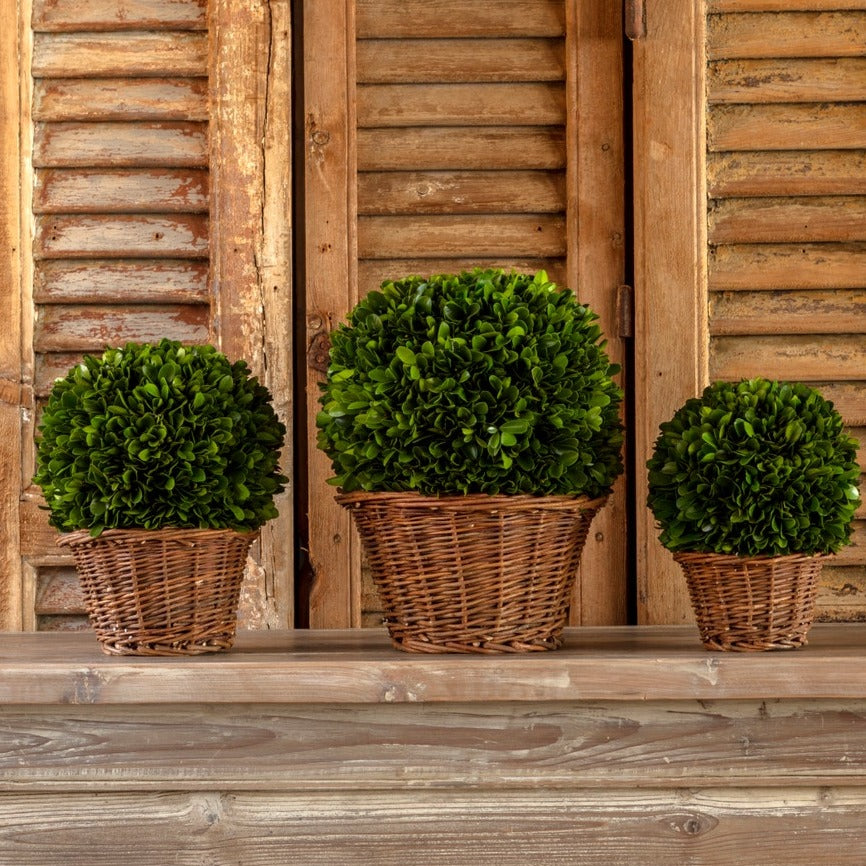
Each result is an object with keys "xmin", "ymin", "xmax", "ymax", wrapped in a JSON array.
[
  {"xmin": 635, "ymin": 0, "xmax": 866, "ymax": 623},
  {"xmin": 304, "ymin": 0, "xmax": 627, "ymax": 627}
]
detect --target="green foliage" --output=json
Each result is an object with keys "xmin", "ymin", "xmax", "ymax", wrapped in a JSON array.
[
  {"xmin": 34, "ymin": 339, "xmax": 287, "ymax": 535},
  {"xmin": 647, "ymin": 378, "xmax": 861, "ymax": 556},
  {"xmin": 316, "ymin": 269, "xmax": 624, "ymax": 498}
]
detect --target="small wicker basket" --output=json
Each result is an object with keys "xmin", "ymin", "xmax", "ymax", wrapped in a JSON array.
[
  {"xmin": 338, "ymin": 491, "xmax": 606, "ymax": 653},
  {"xmin": 57, "ymin": 527, "xmax": 257, "ymax": 656},
  {"xmin": 674, "ymin": 550, "xmax": 825, "ymax": 652}
]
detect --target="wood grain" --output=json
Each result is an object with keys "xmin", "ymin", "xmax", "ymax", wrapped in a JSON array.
[
  {"xmin": 32, "ymin": 31, "xmax": 207, "ymax": 77},
  {"xmin": 356, "ymin": 38, "xmax": 565, "ymax": 83},
  {"xmin": 709, "ymin": 0, "xmax": 866, "ymax": 10},
  {"xmin": 34, "ymin": 168, "xmax": 208, "ymax": 213},
  {"xmin": 707, "ymin": 12, "xmax": 866, "ymax": 59},
  {"xmin": 31, "ymin": 0, "xmax": 207, "ymax": 32}
]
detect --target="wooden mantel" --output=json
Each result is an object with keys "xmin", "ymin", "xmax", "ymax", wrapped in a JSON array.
[{"xmin": 3, "ymin": 625, "xmax": 866, "ymax": 865}]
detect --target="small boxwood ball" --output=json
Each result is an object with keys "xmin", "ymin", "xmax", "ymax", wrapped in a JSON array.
[
  {"xmin": 317, "ymin": 269, "xmax": 624, "ymax": 498},
  {"xmin": 647, "ymin": 377, "xmax": 861, "ymax": 556},
  {"xmin": 34, "ymin": 339, "xmax": 287, "ymax": 535}
]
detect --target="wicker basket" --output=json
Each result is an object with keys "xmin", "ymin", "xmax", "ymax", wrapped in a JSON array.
[
  {"xmin": 338, "ymin": 491, "xmax": 606, "ymax": 653},
  {"xmin": 57, "ymin": 527, "xmax": 257, "ymax": 656},
  {"xmin": 674, "ymin": 550, "xmax": 825, "ymax": 652}
]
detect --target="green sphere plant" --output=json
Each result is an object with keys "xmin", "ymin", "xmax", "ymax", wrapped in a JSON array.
[
  {"xmin": 647, "ymin": 377, "xmax": 860, "ymax": 556},
  {"xmin": 34, "ymin": 339, "xmax": 287, "ymax": 535},
  {"xmin": 317, "ymin": 269, "xmax": 624, "ymax": 498}
]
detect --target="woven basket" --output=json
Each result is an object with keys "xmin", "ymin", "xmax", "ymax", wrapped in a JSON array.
[
  {"xmin": 57, "ymin": 527, "xmax": 257, "ymax": 656},
  {"xmin": 674, "ymin": 550, "xmax": 824, "ymax": 652},
  {"xmin": 338, "ymin": 491, "xmax": 606, "ymax": 653}
]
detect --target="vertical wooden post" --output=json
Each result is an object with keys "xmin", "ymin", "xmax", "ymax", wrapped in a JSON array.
[
  {"xmin": 565, "ymin": 0, "xmax": 627, "ymax": 624},
  {"xmin": 633, "ymin": 0, "xmax": 708, "ymax": 623},
  {"xmin": 210, "ymin": 0, "xmax": 294, "ymax": 627},
  {"xmin": 304, "ymin": 0, "xmax": 359, "ymax": 628}
]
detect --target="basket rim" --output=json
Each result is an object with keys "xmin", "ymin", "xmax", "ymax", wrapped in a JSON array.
[
  {"xmin": 335, "ymin": 490, "xmax": 608, "ymax": 513},
  {"xmin": 56, "ymin": 526, "xmax": 260, "ymax": 548},
  {"xmin": 672, "ymin": 550, "xmax": 827, "ymax": 566}
]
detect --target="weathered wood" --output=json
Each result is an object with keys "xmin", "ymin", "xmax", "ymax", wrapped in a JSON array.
[
  {"xmin": 34, "ymin": 259, "xmax": 208, "ymax": 303},
  {"xmin": 709, "ymin": 243, "xmax": 866, "ymax": 290},
  {"xmin": 819, "ymin": 566, "xmax": 866, "ymax": 620},
  {"xmin": 33, "ymin": 77, "xmax": 208, "ymax": 122},
  {"xmin": 708, "ymin": 58, "xmax": 866, "ymax": 104},
  {"xmin": 33, "ymin": 352, "xmax": 86, "ymax": 395},
  {"xmin": 19, "ymin": 495, "xmax": 68, "ymax": 559},
  {"xmin": 357, "ymin": 127, "xmax": 566, "ymax": 171},
  {"xmin": 356, "ymin": 0, "xmax": 565, "ymax": 38},
  {"xmin": 709, "ymin": 290, "xmax": 866, "ymax": 335},
  {"xmin": 817, "ymin": 384, "xmax": 866, "ymax": 427},
  {"xmin": 709, "ymin": 0, "xmax": 866, "ymax": 10},
  {"xmin": 33, "ymin": 303, "xmax": 209, "ymax": 352},
  {"xmin": 710, "ymin": 334, "xmax": 866, "ymax": 382},
  {"xmin": 707, "ymin": 12, "xmax": 866, "ymax": 59},
  {"xmin": 356, "ymin": 37, "xmax": 565, "ymax": 83},
  {"xmin": 633, "ymin": 0, "xmax": 708, "ymax": 625},
  {"xmin": 31, "ymin": 0, "xmax": 207, "ymax": 32},
  {"xmin": 34, "ymin": 168, "xmax": 208, "ymax": 213},
  {"xmin": 357, "ymin": 83, "xmax": 565, "ymax": 127},
  {"xmin": 708, "ymin": 197, "xmax": 866, "ymax": 244},
  {"xmin": 33, "ymin": 121, "xmax": 208, "ymax": 167},
  {"xmin": 34, "ymin": 567, "xmax": 86, "ymax": 616},
  {"xmin": 709, "ymin": 105, "xmax": 866, "ymax": 152},
  {"xmin": 834, "ymin": 522, "xmax": 866, "ymax": 567},
  {"xmin": 357, "ymin": 170, "xmax": 565, "ymax": 215},
  {"xmin": 358, "ymin": 215, "xmax": 566, "ymax": 259},
  {"xmin": 34, "ymin": 214, "xmax": 208, "ymax": 258},
  {"xmin": 708, "ymin": 152, "xmax": 866, "ymax": 198},
  {"xmin": 32, "ymin": 31, "xmax": 207, "ymax": 77}
]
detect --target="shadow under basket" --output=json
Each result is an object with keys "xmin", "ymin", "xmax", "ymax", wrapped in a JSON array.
[
  {"xmin": 673, "ymin": 550, "xmax": 825, "ymax": 652},
  {"xmin": 337, "ymin": 491, "xmax": 607, "ymax": 654},
  {"xmin": 57, "ymin": 528, "xmax": 257, "ymax": 656}
]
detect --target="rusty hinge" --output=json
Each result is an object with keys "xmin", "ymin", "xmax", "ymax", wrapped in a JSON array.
[
  {"xmin": 625, "ymin": 0, "xmax": 646, "ymax": 40},
  {"xmin": 616, "ymin": 284, "xmax": 634, "ymax": 339}
]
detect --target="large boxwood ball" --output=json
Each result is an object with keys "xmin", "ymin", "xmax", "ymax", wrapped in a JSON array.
[
  {"xmin": 34, "ymin": 339, "xmax": 287, "ymax": 535},
  {"xmin": 317, "ymin": 269, "xmax": 624, "ymax": 498},
  {"xmin": 647, "ymin": 377, "xmax": 861, "ymax": 556}
]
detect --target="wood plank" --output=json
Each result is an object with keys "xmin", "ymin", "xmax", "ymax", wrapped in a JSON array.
[
  {"xmin": 210, "ymin": 0, "xmax": 294, "ymax": 629},
  {"xmin": 356, "ymin": 83, "xmax": 565, "ymax": 127},
  {"xmin": 33, "ymin": 303, "xmax": 209, "ymax": 352},
  {"xmin": 34, "ymin": 352, "xmax": 88, "ymax": 396},
  {"xmin": 33, "ymin": 121, "xmax": 208, "ymax": 168},
  {"xmin": 356, "ymin": 0, "xmax": 566, "ymax": 38},
  {"xmin": 710, "ymin": 334, "xmax": 866, "ymax": 382},
  {"xmin": 33, "ymin": 77, "xmax": 208, "ymax": 122},
  {"xmin": 34, "ymin": 259, "xmax": 208, "ymax": 303},
  {"xmin": 34, "ymin": 214, "xmax": 208, "ymax": 258},
  {"xmin": 707, "ymin": 152, "xmax": 866, "ymax": 198},
  {"xmin": 34, "ymin": 567, "xmax": 86, "ymax": 616},
  {"xmin": 708, "ymin": 59, "xmax": 866, "ymax": 104},
  {"xmin": 819, "ymin": 566, "xmax": 866, "ymax": 619},
  {"xmin": 707, "ymin": 12, "xmax": 866, "ymax": 60},
  {"xmin": 32, "ymin": 31, "xmax": 207, "ymax": 77},
  {"xmin": 37, "ymin": 615, "xmax": 91, "ymax": 631},
  {"xmin": 709, "ymin": 243, "xmax": 866, "ymax": 290},
  {"xmin": 709, "ymin": 104, "xmax": 866, "ymax": 152},
  {"xmin": 708, "ymin": 197, "xmax": 866, "ymax": 244},
  {"xmin": 31, "ymin": 0, "xmax": 207, "ymax": 32},
  {"xmin": 357, "ymin": 127, "xmax": 566, "ymax": 171},
  {"xmin": 709, "ymin": 0, "xmax": 866, "ymax": 10},
  {"xmin": 19, "ymin": 495, "xmax": 68, "ymax": 560},
  {"xmin": 356, "ymin": 37, "xmax": 565, "ymax": 84},
  {"xmin": 357, "ymin": 215, "xmax": 567, "ymax": 259},
  {"xmin": 34, "ymin": 168, "xmax": 208, "ymax": 213},
  {"xmin": 817, "ymin": 383, "xmax": 866, "ymax": 427},
  {"xmin": 357, "ymin": 171, "xmax": 565, "ymax": 215},
  {"xmin": 835, "ymin": 522, "xmax": 866, "ymax": 567},
  {"xmin": 709, "ymin": 289, "xmax": 866, "ymax": 336},
  {"xmin": 358, "ymin": 258, "xmax": 568, "ymax": 298}
]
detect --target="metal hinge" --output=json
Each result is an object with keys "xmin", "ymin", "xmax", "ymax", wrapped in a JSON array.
[
  {"xmin": 616, "ymin": 284, "xmax": 634, "ymax": 339},
  {"xmin": 625, "ymin": 0, "xmax": 646, "ymax": 40}
]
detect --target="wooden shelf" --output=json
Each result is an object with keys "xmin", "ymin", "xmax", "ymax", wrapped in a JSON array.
[{"xmin": 3, "ymin": 623, "xmax": 866, "ymax": 705}]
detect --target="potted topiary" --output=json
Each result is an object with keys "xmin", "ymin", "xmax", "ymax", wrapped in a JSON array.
[
  {"xmin": 33, "ymin": 339, "xmax": 287, "ymax": 656},
  {"xmin": 317, "ymin": 268, "xmax": 624, "ymax": 653},
  {"xmin": 647, "ymin": 377, "xmax": 861, "ymax": 651}
]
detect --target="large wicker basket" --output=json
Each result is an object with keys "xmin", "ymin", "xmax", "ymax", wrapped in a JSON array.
[
  {"xmin": 57, "ymin": 527, "xmax": 257, "ymax": 656},
  {"xmin": 674, "ymin": 550, "xmax": 825, "ymax": 652},
  {"xmin": 337, "ymin": 491, "xmax": 606, "ymax": 653}
]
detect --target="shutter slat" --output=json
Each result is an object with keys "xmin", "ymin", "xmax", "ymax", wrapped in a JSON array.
[{"xmin": 32, "ymin": 0, "xmax": 207, "ymax": 32}]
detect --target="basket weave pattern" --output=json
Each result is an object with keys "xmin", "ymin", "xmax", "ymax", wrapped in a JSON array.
[
  {"xmin": 674, "ymin": 551, "xmax": 824, "ymax": 652},
  {"xmin": 57, "ymin": 528, "xmax": 256, "ymax": 656},
  {"xmin": 338, "ymin": 491, "xmax": 605, "ymax": 653}
]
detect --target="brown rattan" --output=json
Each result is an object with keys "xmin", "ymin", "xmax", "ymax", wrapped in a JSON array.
[
  {"xmin": 674, "ymin": 550, "xmax": 825, "ymax": 652},
  {"xmin": 57, "ymin": 528, "xmax": 256, "ymax": 656},
  {"xmin": 337, "ymin": 491, "xmax": 606, "ymax": 653}
]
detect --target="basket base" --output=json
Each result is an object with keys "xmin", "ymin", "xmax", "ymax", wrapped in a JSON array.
[{"xmin": 387, "ymin": 627, "xmax": 564, "ymax": 655}]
